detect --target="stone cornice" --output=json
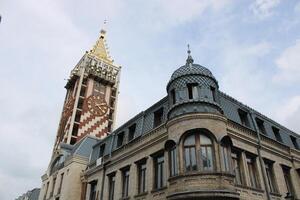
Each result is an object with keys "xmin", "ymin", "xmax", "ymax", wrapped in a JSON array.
[{"xmin": 166, "ymin": 113, "xmax": 227, "ymax": 128}]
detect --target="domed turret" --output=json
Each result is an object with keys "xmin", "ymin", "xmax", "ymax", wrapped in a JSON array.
[{"xmin": 167, "ymin": 46, "xmax": 223, "ymax": 119}]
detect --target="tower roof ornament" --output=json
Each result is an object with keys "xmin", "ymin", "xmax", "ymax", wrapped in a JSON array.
[
  {"xmin": 186, "ymin": 44, "xmax": 194, "ymax": 66},
  {"xmin": 88, "ymin": 25, "xmax": 113, "ymax": 64}
]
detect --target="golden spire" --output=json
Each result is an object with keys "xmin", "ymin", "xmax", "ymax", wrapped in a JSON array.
[{"xmin": 88, "ymin": 28, "xmax": 113, "ymax": 64}]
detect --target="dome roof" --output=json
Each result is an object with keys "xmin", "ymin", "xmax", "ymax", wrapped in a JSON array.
[{"xmin": 169, "ymin": 63, "xmax": 216, "ymax": 82}]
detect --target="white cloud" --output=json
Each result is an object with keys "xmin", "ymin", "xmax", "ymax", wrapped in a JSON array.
[
  {"xmin": 273, "ymin": 39, "xmax": 300, "ymax": 83},
  {"xmin": 274, "ymin": 95, "xmax": 300, "ymax": 133},
  {"xmin": 250, "ymin": 0, "xmax": 281, "ymax": 19}
]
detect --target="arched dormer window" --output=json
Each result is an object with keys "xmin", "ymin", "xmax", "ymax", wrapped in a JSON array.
[{"xmin": 183, "ymin": 131, "xmax": 214, "ymax": 172}]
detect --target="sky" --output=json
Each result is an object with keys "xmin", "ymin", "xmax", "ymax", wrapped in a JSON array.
[{"xmin": 0, "ymin": 0, "xmax": 300, "ymax": 199}]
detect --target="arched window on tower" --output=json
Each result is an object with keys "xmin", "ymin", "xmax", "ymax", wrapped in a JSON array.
[{"xmin": 183, "ymin": 130, "xmax": 214, "ymax": 172}]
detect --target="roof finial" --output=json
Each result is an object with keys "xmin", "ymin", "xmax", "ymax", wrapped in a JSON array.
[{"xmin": 186, "ymin": 44, "xmax": 194, "ymax": 65}]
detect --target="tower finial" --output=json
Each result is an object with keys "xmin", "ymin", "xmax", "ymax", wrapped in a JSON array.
[
  {"xmin": 88, "ymin": 24, "xmax": 113, "ymax": 63},
  {"xmin": 186, "ymin": 44, "xmax": 194, "ymax": 65}
]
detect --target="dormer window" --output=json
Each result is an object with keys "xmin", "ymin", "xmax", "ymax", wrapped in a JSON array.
[
  {"xmin": 128, "ymin": 124, "xmax": 136, "ymax": 141},
  {"xmin": 272, "ymin": 127, "xmax": 282, "ymax": 143},
  {"xmin": 290, "ymin": 135, "xmax": 299, "ymax": 149},
  {"xmin": 187, "ymin": 83, "xmax": 198, "ymax": 100},
  {"xmin": 170, "ymin": 89, "xmax": 176, "ymax": 104},
  {"xmin": 154, "ymin": 108, "xmax": 164, "ymax": 128},
  {"xmin": 210, "ymin": 86, "xmax": 216, "ymax": 102},
  {"xmin": 117, "ymin": 132, "xmax": 124, "ymax": 147},
  {"xmin": 255, "ymin": 118, "xmax": 266, "ymax": 135},
  {"xmin": 238, "ymin": 109, "xmax": 250, "ymax": 127},
  {"xmin": 99, "ymin": 144, "xmax": 105, "ymax": 158}
]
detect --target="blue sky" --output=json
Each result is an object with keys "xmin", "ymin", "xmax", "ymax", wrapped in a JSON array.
[{"xmin": 1, "ymin": 0, "xmax": 300, "ymax": 199}]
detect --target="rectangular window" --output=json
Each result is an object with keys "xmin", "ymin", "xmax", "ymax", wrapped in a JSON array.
[
  {"xmin": 154, "ymin": 154, "xmax": 165, "ymax": 189},
  {"xmin": 264, "ymin": 161, "xmax": 277, "ymax": 193},
  {"xmin": 169, "ymin": 147, "xmax": 178, "ymax": 176},
  {"xmin": 290, "ymin": 135, "xmax": 299, "ymax": 149},
  {"xmin": 246, "ymin": 156, "xmax": 259, "ymax": 188},
  {"xmin": 221, "ymin": 146, "xmax": 230, "ymax": 172},
  {"xmin": 117, "ymin": 132, "xmax": 124, "ymax": 148},
  {"xmin": 200, "ymin": 146, "xmax": 213, "ymax": 171},
  {"xmin": 58, "ymin": 173, "xmax": 64, "ymax": 194},
  {"xmin": 89, "ymin": 181, "xmax": 97, "ymax": 200},
  {"xmin": 170, "ymin": 89, "xmax": 176, "ymax": 104},
  {"xmin": 210, "ymin": 86, "xmax": 216, "ymax": 102},
  {"xmin": 187, "ymin": 83, "xmax": 198, "ymax": 99},
  {"xmin": 231, "ymin": 151, "xmax": 243, "ymax": 185},
  {"xmin": 44, "ymin": 182, "xmax": 49, "ymax": 200},
  {"xmin": 51, "ymin": 178, "xmax": 56, "ymax": 197},
  {"xmin": 272, "ymin": 127, "xmax": 282, "ymax": 142},
  {"xmin": 122, "ymin": 169, "xmax": 130, "ymax": 198},
  {"xmin": 238, "ymin": 109, "xmax": 250, "ymax": 127},
  {"xmin": 255, "ymin": 118, "xmax": 266, "ymax": 135},
  {"xmin": 153, "ymin": 108, "xmax": 164, "ymax": 128},
  {"xmin": 99, "ymin": 144, "xmax": 105, "ymax": 158},
  {"xmin": 138, "ymin": 162, "xmax": 147, "ymax": 194},
  {"xmin": 128, "ymin": 124, "xmax": 136, "ymax": 141},
  {"xmin": 108, "ymin": 174, "xmax": 115, "ymax": 200},
  {"xmin": 282, "ymin": 166, "xmax": 294, "ymax": 196}
]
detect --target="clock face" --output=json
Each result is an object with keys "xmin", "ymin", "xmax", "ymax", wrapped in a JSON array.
[
  {"xmin": 86, "ymin": 95, "xmax": 109, "ymax": 116},
  {"xmin": 62, "ymin": 97, "xmax": 74, "ymax": 118}
]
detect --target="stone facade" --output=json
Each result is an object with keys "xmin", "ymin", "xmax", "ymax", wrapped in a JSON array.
[{"xmin": 83, "ymin": 51, "xmax": 300, "ymax": 200}]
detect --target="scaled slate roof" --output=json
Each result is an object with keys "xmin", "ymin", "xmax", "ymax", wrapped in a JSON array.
[{"xmin": 88, "ymin": 63, "xmax": 300, "ymax": 165}]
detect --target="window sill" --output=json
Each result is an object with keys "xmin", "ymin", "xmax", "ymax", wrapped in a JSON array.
[
  {"xmin": 119, "ymin": 196, "xmax": 130, "ymax": 200},
  {"xmin": 134, "ymin": 192, "xmax": 148, "ymax": 198},
  {"xmin": 235, "ymin": 184, "xmax": 264, "ymax": 193},
  {"xmin": 151, "ymin": 186, "xmax": 167, "ymax": 193},
  {"xmin": 168, "ymin": 171, "xmax": 235, "ymax": 181},
  {"xmin": 270, "ymin": 192, "xmax": 282, "ymax": 197}
]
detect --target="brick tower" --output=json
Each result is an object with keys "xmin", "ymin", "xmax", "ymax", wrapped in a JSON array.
[{"xmin": 54, "ymin": 29, "xmax": 121, "ymax": 150}]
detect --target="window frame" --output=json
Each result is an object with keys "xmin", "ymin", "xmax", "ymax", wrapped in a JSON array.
[
  {"xmin": 108, "ymin": 173, "xmax": 116, "ymax": 200},
  {"xmin": 153, "ymin": 153, "xmax": 165, "ymax": 189},
  {"xmin": 137, "ymin": 162, "xmax": 147, "ymax": 194},
  {"xmin": 169, "ymin": 146, "xmax": 178, "ymax": 177},
  {"xmin": 246, "ymin": 155, "xmax": 260, "ymax": 189},
  {"xmin": 121, "ymin": 168, "xmax": 130, "ymax": 198},
  {"xmin": 231, "ymin": 150, "xmax": 243, "ymax": 185},
  {"xmin": 182, "ymin": 130, "xmax": 215, "ymax": 172}
]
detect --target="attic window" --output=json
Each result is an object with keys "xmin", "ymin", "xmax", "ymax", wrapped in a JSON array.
[
  {"xmin": 128, "ymin": 124, "xmax": 136, "ymax": 141},
  {"xmin": 187, "ymin": 83, "xmax": 198, "ymax": 100},
  {"xmin": 170, "ymin": 89, "xmax": 176, "ymax": 104},
  {"xmin": 255, "ymin": 118, "xmax": 266, "ymax": 135},
  {"xmin": 290, "ymin": 135, "xmax": 299, "ymax": 149},
  {"xmin": 272, "ymin": 127, "xmax": 282, "ymax": 142},
  {"xmin": 117, "ymin": 132, "xmax": 124, "ymax": 148},
  {"xmin": 99, "ymin": 144, "xmax": 105, "ymax": 158},
  {"xmin": 154, "ymin": 108, "xmax": 164, "ymax": 128},
  {"xmin": 238, "ymin": 109, "xmax": 250, "ymax": 127},
  {"xmin": 210, "ymin": 86, "xmax": 216, "ymax": 102}
]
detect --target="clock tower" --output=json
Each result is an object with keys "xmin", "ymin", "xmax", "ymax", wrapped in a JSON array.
[{"xmin": 54, "ymin": 29, "xmax": 121, "ymax": 150}]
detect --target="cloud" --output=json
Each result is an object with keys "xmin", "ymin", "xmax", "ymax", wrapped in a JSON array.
[
  {"xmin": 274, "ymin": 95, "xmax": 300, "ymax": 133},
  {"xmin": 250, "ymin": 0, "xmax": 281, "ymax": 19},
  {"xmin": 273, "ymin": 39, "xmax": 300, "ymax": 83}
]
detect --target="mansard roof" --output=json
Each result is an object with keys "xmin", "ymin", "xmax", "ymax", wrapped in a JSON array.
[{"xmin": 88, "ymin": 89, "xmax": 300, "ymax": 166}]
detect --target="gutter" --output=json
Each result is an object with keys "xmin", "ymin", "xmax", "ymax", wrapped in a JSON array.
[{"xmin": 249, "ymin": 111, "xmax": 271, "ymax": 200}]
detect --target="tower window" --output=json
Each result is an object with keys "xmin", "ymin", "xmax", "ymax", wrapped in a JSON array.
[
  {"xmin": 78, "ymin": 97, "xmax": 84, "ymax": 109},
  {"xmin": 272, "ymin": 127, "xmax": 282, "ymax": 142},
  {"xmin": 290, "ymin": 135, "xmax": 299, "ymax": 149},
  {"xmin": 72, "ymin": 124, "xmax": 79, "ymax": 136},
  {"xmin": 170, "ymin": 89, "xmax": 176, "ymax": 104},
  {"xmin": 187, "ymin": 83, "xmax": 198, "ymax": 100},
  {"xmin": 75, "ymin": 110, "xmax": 81, "ymax": 123},
  {"xmin": 153, "ymin": 108, "xmax": 164, "ymax": 128},
  {"xmin": 238, "ymin": 109, "xmax": 250, "ymax": 127},
  {"xmin": 255, "ymin": 118, "xmax": 266, "ymax": 135},
  {"xmin": 117, "ymin": 132, "xmax": 124, "ymax": 148},
  {"xmin": 128, "ymin": 124, "xmax": 136, "ymax": 141},
  {"xmin": 210, "ymin": 86, "xmax": 216, "ymax": 102}
]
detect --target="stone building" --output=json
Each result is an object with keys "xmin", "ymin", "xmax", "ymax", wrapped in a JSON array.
[
  {"xmin": 83, "ymin": 50, "xmax": 300, "ymax": 200},
  {"xmin": 38, "ymin": 29, "xmax": 121, "ymax": 200}
]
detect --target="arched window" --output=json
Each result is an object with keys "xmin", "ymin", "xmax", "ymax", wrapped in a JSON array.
[
  {"xmin": 183, "ymin": 131, "xmax": 214, "ymax": 172},
  {"xmin": 200, "ymin": 134, "xmax": 213, "ymax": 171},
  {"xmin": 184, "ymin": 134, "xmax": 197, "ymax": 171}
]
